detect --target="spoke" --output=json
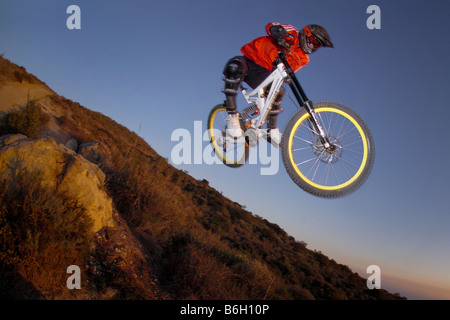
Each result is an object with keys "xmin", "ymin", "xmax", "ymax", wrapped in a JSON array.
[
  {"xmin": 296, "ymin": 156, "xmax": 318, "ymax": 166},
  {"xmin": 293, "ymin": 134, "xmax": 314, "ymax": 145},
  {"xmin": 292, "ymin": 146, "xmax": 313, "ymax": 152},
  {"xmin": 337, "ymin": 115, "xmax": 346, "ymax": 139},
  {"xmin": 339, "ymin": 156, "xmax": 361, "ymax": 170},
  {"xmin": 319, "ymin": 160, "xmax": 330, "ymax": 185},
  {"xmin": 302, "ymin": 120, "xmax": 320, "ymax": 136},
  {"xmin": 330, "ymin": 161, "xmax": 339, "ymax": 185},
  {"xmin": 337, "ymin": 155, "xmax": 353, "ymax": 180},
  {"xmin": 311, "ymin": 155, "xmax": 322, "ymax": 182},
  {"xmin": 326, "ymin": 112, "xmax": 333, "ymax": 136},
  {"xmin": 343, "ymin": 139, "xmax": 363, "ymax": 148},
  {"xmin": 306, "ymin": 150, "xmax": 324, "ymax": 181},
  {"xmin": 344, "ymin": 148, "xmax": 364, "ymax": 155},
  {"xmin": 337, "ymin": 125, "xmax": 358, "ymax": 140},
  {"xmin": 324, "ymin": 162, "xmax": 330, "ymax": 186}
]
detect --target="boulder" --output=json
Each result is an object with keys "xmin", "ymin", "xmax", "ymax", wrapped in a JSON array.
[
  {"xmin": 78, "ymin": 141, "xmax": 104, "ymax": 164},
  {"xmin": 0, "ymin": 134, "xmax": 114, "ymax": 232},
  {"xmin": 65, "ymin": 138, "xmax": 79, "ymax": 152}
]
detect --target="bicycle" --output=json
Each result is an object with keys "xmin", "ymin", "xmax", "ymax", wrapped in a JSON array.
[{"xmin": 207, "ymin": 51, "xmax": 374, "ymax": 198}]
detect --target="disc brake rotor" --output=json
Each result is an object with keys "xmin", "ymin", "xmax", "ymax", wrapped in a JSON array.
[{"xmin": 311, "ymin": 136, "xmax": 343, "ymax": 164}]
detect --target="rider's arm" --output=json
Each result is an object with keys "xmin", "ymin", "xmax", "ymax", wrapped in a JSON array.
[
  {"xmin": 265, "ymin": 23, "xmax": 308, "ymax": 72},
  {"xmin": 291, "ymin": 49, "xmax": 310, "ymax": 71},
  {"xmin": 274, "ymin": 47, "xmax": 309, "ymax": 73},
  {"xmin": 266, "ymin": 22, "xmax": 298, "ymax": 49},
  {"xmin": 267, "ymin": 23, "xmax": 288, "ymax": 39}
]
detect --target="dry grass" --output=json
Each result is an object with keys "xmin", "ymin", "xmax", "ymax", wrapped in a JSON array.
[{"xmin": 0, "ymin": 167, "xmax": 93, "ymax": 299}]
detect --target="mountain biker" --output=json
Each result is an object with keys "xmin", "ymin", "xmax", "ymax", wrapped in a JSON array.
[{"xmin": 222, "ymin": 22, "xmax": 334, "ymax": 145}]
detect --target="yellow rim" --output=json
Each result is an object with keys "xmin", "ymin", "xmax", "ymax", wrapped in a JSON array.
[
  {"xmin": 288, "ymin": 107, "xmax": 369, "ymax": 191},
  {"xmin": 209, "ymin": 107, "xmax": 246, "ymax": 165}
]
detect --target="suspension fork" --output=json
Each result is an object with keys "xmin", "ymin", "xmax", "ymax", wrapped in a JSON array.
[
  {"xmin": 278, "ymin": 52, "xmax": 334, "ymax": 150},
  {"xmin": 301, "ymin": 100, "xmax": 334, "ymax": 150}
]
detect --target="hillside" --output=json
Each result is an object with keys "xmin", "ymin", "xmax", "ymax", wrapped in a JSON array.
[{"xmin": 0, "ymin": 56, "xmax": 405, "ymax": 300}]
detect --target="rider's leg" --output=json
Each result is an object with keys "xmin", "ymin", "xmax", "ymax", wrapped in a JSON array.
[
  {"xmin": 223, "ymin": 56, "xmax": 247, "ymax": 114},
  {"xmin": 267, "ymin": 86, "xmax": 285, "ymax": 130},
  {"xmin": 242, "ymin": 57, "xmax": 271, "ymax": 89},
  {"xmin": 266, "ymin": 87, "xmax": 285, "ymax": 147},
  {"xmin": 223, "ymin": 57, "xmax": 248, "ymax": 138}
]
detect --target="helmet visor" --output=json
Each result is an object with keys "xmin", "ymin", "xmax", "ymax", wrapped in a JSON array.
[{"xmin": 306, "ymin": 34, "xmax": 322, "ymax": 50}]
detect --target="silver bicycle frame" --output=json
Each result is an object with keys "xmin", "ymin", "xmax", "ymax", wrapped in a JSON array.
[
  {"xmin": 240, "ymin": 63, "xmax": 288, "ymax": 130},
  {"xmin": 241, "ymin": 61, "xmax": 332, "ymax": 148}
]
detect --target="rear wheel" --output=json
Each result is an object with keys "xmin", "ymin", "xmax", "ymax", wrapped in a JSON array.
[
  {"xmin": 207, "ymin": 104, "xmax": 249, "ymax": 168},
  {"xmin": 281, "ymin": 101, "xmax": 374, "ymax": 197}
]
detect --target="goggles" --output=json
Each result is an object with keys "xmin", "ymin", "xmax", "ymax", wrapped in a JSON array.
[{"xmin": 304, "ymin": 26, "xmax": 323, "ymax": 49}]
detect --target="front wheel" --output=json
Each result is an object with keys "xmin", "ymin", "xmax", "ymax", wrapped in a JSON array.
[{"xmin": 281, "ymin": 101, "xmax": 374, "ymax": 198}]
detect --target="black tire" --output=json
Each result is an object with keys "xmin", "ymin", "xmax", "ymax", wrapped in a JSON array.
[
  {"xmin": 281, "ymin": 101, "xmax": 374, "ymax": 197},
  {"xmin": 207, "ymin": 104, "xmax": 249, "ymax": 168}
]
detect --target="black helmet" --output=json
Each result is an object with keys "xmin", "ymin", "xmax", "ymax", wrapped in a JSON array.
[{"xmin": 299, "ymin": 24, "xmax": 334, "ymax": 54}]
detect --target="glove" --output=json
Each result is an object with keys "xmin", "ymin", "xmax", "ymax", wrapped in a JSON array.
[
  {"xmin": 269, "ymin": 25, "xmax": 288, "ymax": 39},
  {"xmin": 269, "ymin": 25, "xmax": 294, "ymax": 49},
  {"xmin": 277, "ymin": 38, "xmax": 292, "ymax": 49}
]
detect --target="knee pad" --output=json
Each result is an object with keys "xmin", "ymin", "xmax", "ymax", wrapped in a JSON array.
[
  {"xmin": 223, "ymin": 57, "xmax": 248, "ymax": 97},
  {"xmin": 223, "ymin": 56, "xmax": 248, "ymax": 81}
]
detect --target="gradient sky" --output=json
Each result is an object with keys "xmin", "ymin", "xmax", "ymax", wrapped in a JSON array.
[{"xmin": 1, "ymin": 0, "xmax": 449, "ymax": 299}]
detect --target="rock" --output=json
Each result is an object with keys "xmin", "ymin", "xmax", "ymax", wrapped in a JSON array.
[
  {"xmin": 0, "ymin": 134, "xmax": 114, "ymax": 232},
  {"xmin": 0, "ymin": 133, "xmax": 29, "ymax": 147},
  {"xmin": 65, "ymin": 138, "xmax": 78, "ymax": 152},
  {"xmin": 78, "ymin": 141, "xmax": 104, "ymax": 164}
]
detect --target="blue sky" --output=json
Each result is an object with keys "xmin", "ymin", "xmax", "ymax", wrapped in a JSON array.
[{"xmin": 1, "ymin": 0, "xmax": 449, "ymax": 299}]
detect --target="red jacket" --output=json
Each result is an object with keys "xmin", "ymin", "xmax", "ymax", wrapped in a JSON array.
[{"xmin": 241, "ymin": 22, "xmax": 309, "ymax": 72}]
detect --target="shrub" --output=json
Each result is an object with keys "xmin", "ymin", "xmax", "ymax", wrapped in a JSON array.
[
  {"xmin": 0, "ymin": 168, "xmax": 93, "ymax": 298},
  {"xmin": 0, "ymin": 97, "xmax": 43, "ymax": 138}
]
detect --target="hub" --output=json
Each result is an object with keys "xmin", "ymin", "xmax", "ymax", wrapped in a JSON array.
[{"xmin": 311, "ymin": 135, "xmax": 343, "ymax": 164}]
